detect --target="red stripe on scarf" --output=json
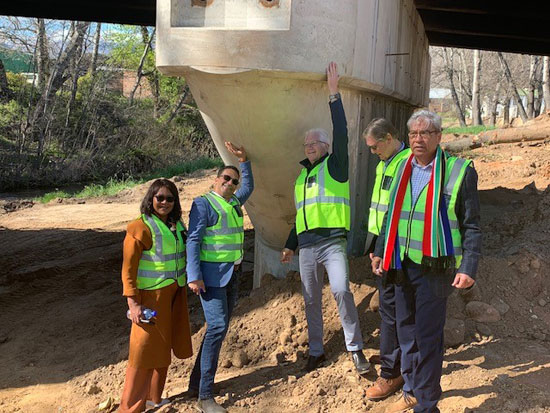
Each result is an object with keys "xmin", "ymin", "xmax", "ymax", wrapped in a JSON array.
[
  {"xmin": 382, "ymin": 156, "xmax": 413, "ymax": 271},
  {"xmin": 423, "ymin": 168, "xmax": 435, "ymax": 256}
]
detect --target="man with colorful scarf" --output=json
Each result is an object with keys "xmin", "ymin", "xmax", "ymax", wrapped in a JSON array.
[{"xmin": 371, "ymin": 110, "xmax": 481, "ymax": 413}]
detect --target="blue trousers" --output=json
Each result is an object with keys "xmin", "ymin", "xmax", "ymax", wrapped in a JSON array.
[
  {"xmin": 376, "ymin": 276, "xmax": 401, "ymax": 379},
  {"xmin": 189, "ymin": 270, "xmax": 238, "ymax": 399},
  {"xmin": 395, "ymin": 260, "xmax": 447, "ymax": 413}
]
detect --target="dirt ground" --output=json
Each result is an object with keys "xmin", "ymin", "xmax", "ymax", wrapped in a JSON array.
[{"xmin": 2, "ymin": 121, "xmax": 550, "ymax": 413}]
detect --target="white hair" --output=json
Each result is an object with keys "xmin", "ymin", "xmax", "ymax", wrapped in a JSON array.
[
  {"xmin": 407, "ymin": 110, "xmax": 442, "ymax": 132},
  {"xmin": 304, "ymin": 128, "xmax": 331, "ymax": 145}
]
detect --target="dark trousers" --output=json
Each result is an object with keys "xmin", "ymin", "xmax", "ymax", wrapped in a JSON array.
[
  {"xmin": 395, "ymin": 260, "xmax": 447, "ymax": 413},
  {"xmin": 189, "ymin": 270, "xmax": 238, "ymax": 399},
  {"xmin": 376, "ymin": 276, "xmax": 401, "ymax": 379}
]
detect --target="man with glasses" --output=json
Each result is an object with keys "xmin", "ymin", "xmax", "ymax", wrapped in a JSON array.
[
  {"xmin": 363, "ymin": 118, "xmax": 410, "ymax": 401},
  {"xmin": 281, "ymin": 62, "xmax": 369, "ymax": 375},
  {"xmin": 371, "ymin": 110, "xmax": 481, "ymax": 412},
  {"xmin": 186, "ymin": 141, "xmax": 254, "ymax": 413}
]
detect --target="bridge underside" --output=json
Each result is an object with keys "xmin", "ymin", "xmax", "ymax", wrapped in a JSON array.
[{"xmin": 1, "ymin": 0, "xmax": 549, "ymax": 55}]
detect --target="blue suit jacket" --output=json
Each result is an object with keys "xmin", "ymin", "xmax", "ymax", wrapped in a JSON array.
[{"xmin": 186, "ymin": 161, "xmax": 254, "ymax": 288}]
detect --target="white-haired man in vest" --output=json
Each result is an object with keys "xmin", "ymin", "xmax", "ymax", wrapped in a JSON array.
[
  {"xmin": 371, "ymin": 110, "xmax": 481, "ymax": 413},
  {"xmin": 281, "ymin": 62, "xmax": 370, "ymax": 375}
]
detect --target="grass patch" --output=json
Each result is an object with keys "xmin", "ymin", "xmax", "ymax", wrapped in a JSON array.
[
  {"xmin": 39, "ymin": 190, "xmax": 72, "ymax": 203},
  {"xmin": 443, "ymin": 125, "xmax": 496, "ymax": 135},
  {"xmin": 143, "ymin": 157, "xmax": 223, "ymax": 181},
  {"xmin": 36, "ymin": 156, "xmax": 222, "ymax": 203}
]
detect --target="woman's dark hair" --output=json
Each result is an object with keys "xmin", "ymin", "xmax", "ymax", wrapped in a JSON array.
[
  {"xmin": 140, "ymin": 179, "xmax": 182, "ymax": 222},
  {"xmin": 217, "ymin": 165, "xmax": 240, "ymax": 178}
]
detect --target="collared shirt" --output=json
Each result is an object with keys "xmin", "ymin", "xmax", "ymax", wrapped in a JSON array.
[
  {"xmin": 384, "ymin": 142, "xmax": 406, "ymax": 167},
  {"xmin": 410, "ymin": 157, "xmax": 434, "ymax": 205},
  {"xmin": 206, "ymin": 190, "xmax": 243, "ymax": 265},
  {"xmin": 186, "ymin": 161, "xmax": 253, "ymax": 287}
]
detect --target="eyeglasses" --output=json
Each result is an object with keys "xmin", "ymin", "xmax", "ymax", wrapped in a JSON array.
[
  {"xmin": 154, "ymin": 195, "xmax": 175, "ymax": 203},
  {"xmin": 408, "ymin": 130, "xmax": 439, "ymax": 140},
  {"xmin": 303, "ymin": 141, "xmax": 327, "ymax": 149},
  {"xmin": 221, "ymin": 174, "xmax": 239, "ymax": 185}
]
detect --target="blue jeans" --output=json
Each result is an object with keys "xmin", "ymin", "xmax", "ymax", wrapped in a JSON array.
[
  {"xmin": 376, "ymin": 276, "xmax": 401, "ymax": 379},
  {"xmin": 189, "ymin": 269, "xmax": 238, "ymax": 399}
]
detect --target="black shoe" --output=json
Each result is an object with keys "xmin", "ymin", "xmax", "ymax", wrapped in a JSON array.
[
  {"xmin": 351, "ymin": 350, "xmax": 371, "ymax": 375},
  {"xmin": 186, "ymin": 387, "xmax": 199, "ymax": 399},
  {"xmin": 305, "ymin": 353, "xmax": 326, "ymax": 372}
]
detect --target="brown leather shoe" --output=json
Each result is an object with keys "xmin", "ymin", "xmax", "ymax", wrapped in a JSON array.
[
  {"xmin": 366, "ymin": 375, "xmax": 404, "ymax": 400},
  {"xmin": 385, "ymin": 392, "xmax": 417, "ymax": 413}
]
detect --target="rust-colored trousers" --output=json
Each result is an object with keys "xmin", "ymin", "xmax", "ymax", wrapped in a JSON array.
[{"xmin": 118, "ymin": 283, "xmax": 193, "ymax": 412}]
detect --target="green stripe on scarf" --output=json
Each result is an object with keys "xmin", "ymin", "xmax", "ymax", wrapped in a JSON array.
[{"xmin": 383, "ymin": 146, "xmax": 455, "ymax": 273}]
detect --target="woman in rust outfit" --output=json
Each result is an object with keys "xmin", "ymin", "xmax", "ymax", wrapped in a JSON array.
[{"xmin": 119, "ymin": 179, "xmax": 193, "ymax": 412}]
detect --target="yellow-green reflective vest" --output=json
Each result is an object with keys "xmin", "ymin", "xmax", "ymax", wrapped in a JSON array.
[
  {"xmin": 368, "ymin": 148, "xmax": 411, "ymax": 236},
  {"xmin": 200, "ymin": 192, "xmax": 244, "ymax": 263},
  {"xmin": 137, "ymin": 214, "xmax": 186, "ymax": 290},
  {"xmin": 294, "ymin": 157, "xmax": 350, "ymax": 235},
  {"xmin": 397, "ymin": 155, "xmax": 471, "ymax": 268}
]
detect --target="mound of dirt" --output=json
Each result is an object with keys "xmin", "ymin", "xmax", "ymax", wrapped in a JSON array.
[{"xmin": 2, "ymin": 146, "xmax": 550, "ymax": 412}]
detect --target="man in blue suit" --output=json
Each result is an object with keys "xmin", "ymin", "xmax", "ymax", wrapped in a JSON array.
[{"xmin": 187, "ymin": 141, "xmax": 254, "ymax": 413}]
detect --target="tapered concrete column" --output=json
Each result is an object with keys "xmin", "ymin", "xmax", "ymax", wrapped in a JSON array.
[{"xmin": 156, "ymin": 0, "xmax": 430, "ymax": 286}]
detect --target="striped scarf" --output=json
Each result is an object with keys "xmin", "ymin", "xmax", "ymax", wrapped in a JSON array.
[{"xmin": 382, "ymin": 146, "xmax": 455, "ymax": 273}]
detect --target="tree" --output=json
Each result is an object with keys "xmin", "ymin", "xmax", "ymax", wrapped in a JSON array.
[
  {"xmin": 88, "ymin": 23, "xmax": 101, "ymax": 75},
  {"xmin": 36, "ymin": 18, "xmax": 49, "ymax": 92},
  {"xmin": 498, "ymin": 52, "xmax": 528, "ymax": 123},
  {"xmin": 24, "ymin": 21, "xmax": 90, "ymax": 163},
  {"xmin": 527, "ymin": 55, "xmax": 541, "ymax": 118},
  {"xmin": 543, "ymin": 56, "xmax": 550, "ymax": 114},
  {"xmin": 0, "ymin": 59, "xmax": 14, "ymax": 102},
  {"xmin": 442, "ymin": 48, "xmax": 467, "ymax": 127},
  {"xmin": 471, "ymin": 50, "xmax": 483, "ymax": 125}
]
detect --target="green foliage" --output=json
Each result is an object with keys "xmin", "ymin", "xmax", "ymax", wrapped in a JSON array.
[
  {"xmin": 38, "ymin": 190, "xmax": 72, "ymax": 203},
  {"xmin": 443, "ymin": 125, "xmax": 496, "ymax": 135},
  {"xmin": 144, "ymin": 157, "xmax": 223, "ymax": 181},
  {"xmin": 0, "ymin": 100, "xmax": 25, "ymax": 139},
  {"xmin": 35, "ymin": 156, "xmax": 221, "ymax": 203},
  {"xmin": 6, "ymin": 72, "xmax": 27, "ymax": 91},
  {"xmin": 106, "ymin": 26, "xmax": 155, "ymax": 71},
  {"xmin": 0, "ymin": 25, "xmax": 217, "ymax": 191}
]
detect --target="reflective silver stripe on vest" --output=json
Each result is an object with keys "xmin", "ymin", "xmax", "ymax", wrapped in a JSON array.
[
  {"xmin": 140, "ymin": 253, "xmax": 181, "ymax": 262},
  {"xmin": 318, "ymin": 161, "xmax": 327, "ymax": 197},
  {"xmin": 371, "ymin": 201, "xmax": 388, "ymax": 213},
  {"xmin": 444, "ymin": 158, "xmax": 468, "ymax": 196},
  {"xmin": 296, "ymin": 196, "xmax": 350, "ymax": 210},
  {"xmin": 145, "ymin": 215, "xmax": 164, "ymax": 257},
  {"xmin": 137, "ymin": 268, "xmax": 185, "ymax": 279},
  {"xmin": 400, "ymin": 211, "xmax": 459, "ymax": 229},
  {"xmin": 201, "ymin": 243, "xmax": 243, "ymax": 251},
  {"xmin": 204, "ymin": 192, "xmax": 240, "ymax": 230},
  {"xmin": 205, "ymin": 227, "xmax": 244, "ymax": 236},
  {"xmin": 399, "ymin": 236, "xmax": 462, "ymax": 256}
]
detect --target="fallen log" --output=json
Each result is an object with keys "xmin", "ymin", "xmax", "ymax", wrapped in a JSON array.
[{"xmin": 442, "ymin": 127, "xmax": 550, "ymax": 152}]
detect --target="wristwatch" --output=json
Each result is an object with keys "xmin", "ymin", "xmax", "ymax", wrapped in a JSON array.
[{"xmin": 329, "ymin": 92, "xmax": 341, "ymax": 103}]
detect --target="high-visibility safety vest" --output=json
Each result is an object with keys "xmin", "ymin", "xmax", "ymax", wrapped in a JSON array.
[
  {"xmin": 137, "ymin": 214, "xmax": 186, "ymax": 290},
  {"xmin": 294, "ymin": 157, "xmax": 350, "ymax": 235},
  {"xmin": 368, "ymin": 148, "xmax": 411, "ymax": 236},
  {"xmin": 200, "ymin": 192, "xmax": 244, "ymax": 263},
  {"xmin": 398, "ymin": 155, "xmax": 471, "ymax": 268}
]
